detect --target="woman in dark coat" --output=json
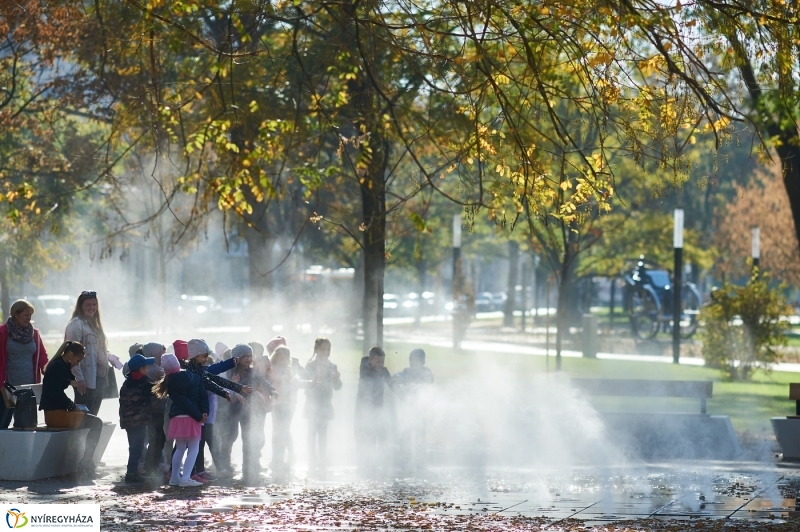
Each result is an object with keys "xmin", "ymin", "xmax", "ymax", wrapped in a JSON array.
[{"xmin": 39, "ymin": 341, "xmax": 104, "ymax": 478}]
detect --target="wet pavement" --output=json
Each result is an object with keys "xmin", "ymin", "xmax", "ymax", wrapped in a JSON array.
[{"xmin": 3, "ymin": 460, "xmax": 800, "ymax": 530}]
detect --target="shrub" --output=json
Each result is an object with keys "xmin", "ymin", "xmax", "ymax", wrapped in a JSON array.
[{"xmin": 700, "ymin": 272, "xmax": 791, "ymax": 380}]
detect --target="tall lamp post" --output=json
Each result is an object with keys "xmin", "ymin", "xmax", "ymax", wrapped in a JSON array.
[
  {"xmin": 752, "ymin": 226, "xmax": 760, "ymax": 277},
  {"xmin": 452, "ymin": 214, "xmax": 461, "ymax": 282},
  {"xmin": 452, "ymin": 214, "xmax": 462, "ymax": 350},
  {"xmin": 673, "ymin": 209, "xmax": 684, "ymax": 365}
]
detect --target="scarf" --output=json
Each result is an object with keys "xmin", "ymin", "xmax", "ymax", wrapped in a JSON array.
[{"xmin": 6, "ymin": 316, "xmax": 34, "ymax": 344}]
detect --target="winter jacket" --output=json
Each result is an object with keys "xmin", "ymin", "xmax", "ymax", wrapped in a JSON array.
[
  {"xmin": 304, "ymin": 358, "xmax": 342, "ymax": 420},
  {"xmin": 39, "ymin": 357, "xmax": 77, "ymax": 412},
  {"xmin": 119, "ymin": 374, "xmax": 153, "ymax": 429},
  {"xmin": 0, "ymin": 324, "xmax": 47, "ymax": 385},
  {"xmin": 227, "ymin": 367, "xmax": 276, "ymax": 417},
  {"xmin": 391, "ymin": 366, "xmax": 434, "ymax": 398},
  {"xmin": 64, "ymin": 317, "xmax": 109, "ymax": 389},
  {"xmin": 167, "ymin": 370, "xmax": 209, "ymax": 421},
  {"xmin": 356, "ymin": 357, "xmax": 392, "ymax": 409},
  {"xmin": 185, "ymin": 359, "xmax": 244, "ymax": 399},
  {"xmin": 271, "ymin": 365, "xmax": 310, "ymax": 411}
]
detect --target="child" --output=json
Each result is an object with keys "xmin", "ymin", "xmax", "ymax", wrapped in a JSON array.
[
  {"xmin": 304, "ymin": 338, "xmax": 342, "ymax": 470},
  {"xmin": 119, "ymin": 352, "xmax": 156, "ymax": 482},
  {"xmin": 391, "ymin": 348, "xmax": 434, "ymax": 470},
  {"xmin": 225, "ymin": 343, "xmax": 277, "ymax": 484},
  {"xmin": 182, "ymin": 339, "xmax": 252, "ymax": 482},
  {"xmin": 153, "ymin": 353, "xmax": 207, "ymax": 487},
  {"xmin": 141, "ymin": 343, "xmax": 167, "ymax": 478},
  {"xmin": 354, "ymin": 346, "xmax": 394, "ymax": 470},
  {"xmin": 269, "ymin": 345, "xmax": 312, "ymax": 475}
]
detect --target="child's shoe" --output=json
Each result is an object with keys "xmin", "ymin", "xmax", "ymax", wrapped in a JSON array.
[
  {"xmin": 140, "ymin": 470, "xmax": 162, "ymax": 480},
  {"xmin": 168, "ymin": 477, "xmax": 180, "ymax": 486},
  {"xmin": 124, "ymin": 473, "xmax": 143, "ymax": 483},
  {"xmin": 179, "ymin": 478, "xmax": 203, "ymax": 487},
  {"xmin": 190, "ymin": 474, "xmax": 209, "ymax": 484},
  {"xmin": 197, "ymin": 471, "xmax": 215, "ymax": 481}
]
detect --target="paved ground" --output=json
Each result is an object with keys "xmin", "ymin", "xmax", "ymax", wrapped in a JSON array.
[{"xmin": 2, "ymin": 459, "xmax": 800, "ymax": 530}]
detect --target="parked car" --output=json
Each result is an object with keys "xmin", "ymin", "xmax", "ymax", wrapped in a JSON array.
[
  {"xmin": 383, "ymin": 293, "xmax": 400, "ymax": 314},
  {"xmin": 30, "ymin": 294, "xmax": 75, "ymax": 333},
  {"xmin": 174, "ymin": 294, "xmax": 221, "ymax": 324},
  {"xmin": 475, "ymin": 292, "xmax": 495, "ymax": 312}
]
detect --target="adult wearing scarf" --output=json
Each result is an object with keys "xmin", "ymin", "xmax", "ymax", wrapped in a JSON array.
[
  {"xmin": 0, "ymin": 300, "xmax": 48, "ymax": 428},
  {"xmin": 64, "ymin": 291, "xmax": 113, "ymax": 416}
]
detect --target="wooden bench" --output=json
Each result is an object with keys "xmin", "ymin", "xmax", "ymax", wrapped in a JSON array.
[
  {"xmin": 570, "ymin": 378, "xmax": 740, "ymax": 460},
  {"xmin": 0, "ymin": 383, "xmax": 115, "ymax": 480},
  {"xmin": 771, "ymin": 383, "xmax": 800, "ymax": 460}
]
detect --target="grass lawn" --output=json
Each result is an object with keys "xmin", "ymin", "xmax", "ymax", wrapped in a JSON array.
[{"xmin": 376, "ymin": 342, "xmax": 799, "ymax": 433}]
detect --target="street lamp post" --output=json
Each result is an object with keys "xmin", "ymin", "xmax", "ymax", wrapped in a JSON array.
[
  {"xmin": 752, "ymin": 226, "xmax": 760, "ymax": 277},
  {"xmin": 452, "ymin": 214, "xmax": 462, "ymax": 350},
  {"xmin": 673, "ymin": 209, "xmax": 684, "ymax": 365},
  {"xmin": 452, "ymin": 214, "xmax": 461, "ymax": 282}
]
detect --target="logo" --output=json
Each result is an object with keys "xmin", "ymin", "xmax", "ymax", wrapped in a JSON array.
[{"xmin": 5, "ymin": 509, "xmax": 28, "ymax": 529}]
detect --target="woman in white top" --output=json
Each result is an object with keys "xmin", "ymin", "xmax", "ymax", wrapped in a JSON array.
[{"xmin": 64, "ymin": 291, "xmax": 112, "ymax": 415}]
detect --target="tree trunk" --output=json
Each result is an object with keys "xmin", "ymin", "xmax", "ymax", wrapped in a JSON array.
[
  {"xmin": 503, "ymin": 240, "xmax": 519, "ymax": 327},
  {"xmin": 244, "ymin": 222, "xmax": 274, "ymax": 307},
  {"xmin": 775, "ymin": 143, "xmax": 800, "ymax": 246},
  {"xmin": 361, "ymin": 171, "xmax": 386, "ymax": 353},
  {"xmin": 415, "ymin": 257, "xmax": 425, "ymax": 325}
]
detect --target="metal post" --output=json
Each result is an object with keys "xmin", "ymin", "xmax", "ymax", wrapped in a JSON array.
[
  {"xmin": 452, "ymin": 214, "xmax": 462, "ymax": 350},
  {"xmin": 545, "ymin": 276, "xmax": 551, "ymax": 372},
  {"xmin": 609, "ymin": 278, "xmax": 615, "ymax": 330},
  {"xmin": 452, "ymin": 214, "xmax": 462, "ymax": 283},
  {"xmin": 521, "ymin": 262, "xmax": 528, "ymax": 332},
  {"xmin": 752, "ymin": 226, "xmax": 760, "ymax": 278},
  {"xmin": 673, "ymin": 209, "xmax": 684, "ymax": 365}
]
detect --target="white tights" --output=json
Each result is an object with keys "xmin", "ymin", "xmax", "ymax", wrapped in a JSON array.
[{"xmin": 171, "ymin": 439, "xmax": 200, "ymax": 482}]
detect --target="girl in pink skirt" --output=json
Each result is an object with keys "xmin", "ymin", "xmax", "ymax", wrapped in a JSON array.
[{"xmin": 153, "ymin": 353, "xmax": 208, "ymax": 487}]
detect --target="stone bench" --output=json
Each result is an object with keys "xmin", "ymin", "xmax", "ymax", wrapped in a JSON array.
[
  {"xmin": 770, "ymin": 383, "xmax": 800, "ymax": 461},
  {"xmin": 0, "ymin": 383, "xmax": 115, "ymax": 481},
  {"xmin": 572, "ymin": 378, "xmax": 741, "ymax": 460}
]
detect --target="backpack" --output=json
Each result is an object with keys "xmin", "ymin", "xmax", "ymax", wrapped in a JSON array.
[{"xmin": 3, "ymin": 383, "xmax": 37, "ymax": 429}]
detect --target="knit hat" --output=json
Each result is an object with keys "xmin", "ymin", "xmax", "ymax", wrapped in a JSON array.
[
  {"xmin": 161, "ymin": 353, "xmax": 180, "ymax": 375},
  {"xmin": 249, "ymin": 341, "xmax": 265, "ymax": 358},
  {"xmin": 128, "ymin": 343, "xmax": 144, "ymax": 358},
  {"xmin": 187, "ymin": 339, "xmax": 211, "ymax": 359},
  {"xmin": 128, "ymin": 353, "xmax": 156, "ymax": 372},
  {"xmin": 215, "ymin": 342, "xmax": 229, "ymax": 358},
  {"xmin": 173, "ymin": 340, "xmax": 188, "ymax": 360},
  {"xmin": 231, "ymin": 343, "xmax": 253, "ymax": 359},
  {"xmin": 142, "ymin": 343, "xmax": 165, "ymax": 364},
  {"xmin": 266, "ymin": 336, "xmax": 286, "ymax": 355}
]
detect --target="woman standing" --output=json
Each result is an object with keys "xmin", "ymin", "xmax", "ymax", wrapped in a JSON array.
[
  {"xmin": 64, "ymin": 291, "xmax": 113, "ymax": 415},
  {"xmin": 0, "ymin": 300, "xmax": 48, "ymax": 428}
]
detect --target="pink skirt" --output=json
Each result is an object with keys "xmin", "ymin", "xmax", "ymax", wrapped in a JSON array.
[{"xmin": 168, "ymin": 415, "xmax": 202, "ymax": 440}]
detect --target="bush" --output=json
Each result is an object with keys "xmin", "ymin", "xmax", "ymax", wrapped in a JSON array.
[{"xmin": 700, "ymin": 272, "xmax": 791, "ymax": 380}]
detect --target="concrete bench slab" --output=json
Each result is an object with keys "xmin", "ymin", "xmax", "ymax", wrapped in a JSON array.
[
  {"xmin": 598, "ymin": 413, "xmax": 741, "ymax": 460},
  {"xmin": 771, "ymin": 417, "xmax": 800, "ymax": 460},
  {"xmin": 0, "ymin": 422, "xmax": 116, "ymax": 481}
]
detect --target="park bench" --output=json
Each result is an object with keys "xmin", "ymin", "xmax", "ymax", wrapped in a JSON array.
[
  {"xmin": 770, "ymin": 383, "xmax": 800, "ymax": 461},
  {"xmin": 571, "ymin": 378, "xmax": 741, "ymax": 460},
  {"xmin": 0, "ymin": 384, "xmax": 115, "ymax": 481}
]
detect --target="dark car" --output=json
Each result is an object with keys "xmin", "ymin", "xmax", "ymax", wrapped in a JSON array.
[
  {"xmin": 475, "ymin": 292, "xmax": 495, "ymax": 313},
  {"xmin": 31, "ymin": 295, "xmax": 75, "ymax": 333}
]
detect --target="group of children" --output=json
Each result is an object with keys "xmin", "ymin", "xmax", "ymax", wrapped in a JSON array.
[
  {"xmin": 114, "ymin": 337, "xmax": 432, "ymax": 486},
  {"xmin": 116, "ymin": 336, "xmax": 341, "ymax": 486}
]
